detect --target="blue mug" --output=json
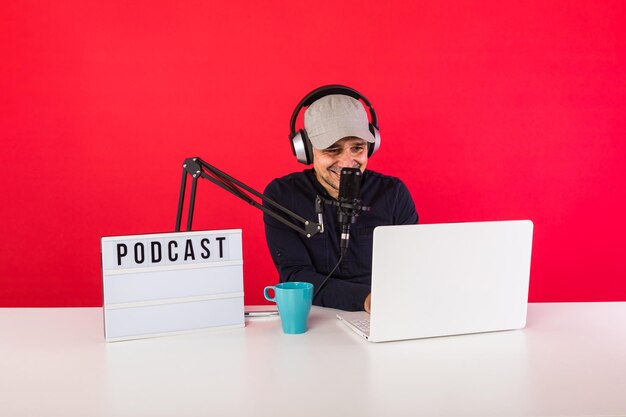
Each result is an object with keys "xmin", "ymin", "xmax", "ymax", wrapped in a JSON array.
[{"xmin": 263, "ymin": 282, "xmax": 314, "ymax": 334}]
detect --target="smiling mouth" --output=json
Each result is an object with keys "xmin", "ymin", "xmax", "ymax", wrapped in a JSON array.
[{"xmin": 327, "ymin": 167, "xmax": 341, "ymax": 177}]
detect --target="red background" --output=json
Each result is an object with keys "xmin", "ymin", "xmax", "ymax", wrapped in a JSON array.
[{"xmin": 2, "ymin": 1, "xmax": 625, "ymax": 307}]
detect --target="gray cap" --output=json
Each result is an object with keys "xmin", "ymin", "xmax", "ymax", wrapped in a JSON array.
[{"xmin": 304, "ymin": 95, "xmax": 375, "ymax": 150}]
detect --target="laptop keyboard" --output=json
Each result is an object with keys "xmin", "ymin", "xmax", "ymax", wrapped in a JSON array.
[{"xmin": 351, "ymin": 317, "xmax": 371, "ymax": 334}]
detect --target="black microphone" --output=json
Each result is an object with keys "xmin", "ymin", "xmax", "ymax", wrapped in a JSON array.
[{"xmin": 337, "ymin": 167, "xmax": 363, "ymax": 256}]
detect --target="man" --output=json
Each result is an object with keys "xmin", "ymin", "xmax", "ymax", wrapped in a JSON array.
[{"xmin": 264, "ymin": 88, "xmax": 418, "ymax": 312}]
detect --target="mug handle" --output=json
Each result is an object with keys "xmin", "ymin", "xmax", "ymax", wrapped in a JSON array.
[{"xmin": 264, "ymin": 286, "xmax": 276, "ymax": 302}]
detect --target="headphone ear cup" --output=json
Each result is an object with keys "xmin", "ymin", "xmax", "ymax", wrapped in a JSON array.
[
  {"xmin": 290, "ymin": 130, "xmax": 314, "ymax": 165},
  {"xmin": 368, "ymin": 124, "xmax": 381, "ymax": 157}
]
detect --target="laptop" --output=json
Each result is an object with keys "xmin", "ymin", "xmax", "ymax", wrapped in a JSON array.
[{"xmin": 336, "ymin": 220, "xmax": 534, "ymax": 342}]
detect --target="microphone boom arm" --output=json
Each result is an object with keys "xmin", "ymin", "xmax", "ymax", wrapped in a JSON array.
[{"xmin": 175, "ymin": 157, "xmax": 323, "ymax": 238}]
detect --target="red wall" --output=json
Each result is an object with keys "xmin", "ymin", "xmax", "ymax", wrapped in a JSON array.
[{"xmin": 2, "ymin": 1, "xmax": 625, "ymax": 306}]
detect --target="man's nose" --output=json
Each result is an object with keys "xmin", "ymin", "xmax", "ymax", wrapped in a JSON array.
[{"xmin": 337, "ymin": 150, "xmax": 355, "ymax": 167}]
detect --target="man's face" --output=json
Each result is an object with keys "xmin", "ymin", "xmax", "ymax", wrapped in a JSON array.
[{"xmin": 312, "ymin": 137, "xmax": 369, "ymax": 199}]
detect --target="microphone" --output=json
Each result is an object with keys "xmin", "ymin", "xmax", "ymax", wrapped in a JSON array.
[
  {"xmin": 311, "ymin": 168, "xmax": 368, "ymax": 301},
  {"xmin": 337, "ymin": 167, "xmax": 363, "ymax": 256}
]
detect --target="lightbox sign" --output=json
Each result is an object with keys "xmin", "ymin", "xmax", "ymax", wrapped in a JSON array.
[{"xmin": 101, "ymin": 229, "xmax": 244, "ymax": 342}]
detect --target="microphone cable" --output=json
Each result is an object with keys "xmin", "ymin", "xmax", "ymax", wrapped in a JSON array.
[{"xmin": 312, "ymin": 253, "xmax": 344, "ymax": 302}]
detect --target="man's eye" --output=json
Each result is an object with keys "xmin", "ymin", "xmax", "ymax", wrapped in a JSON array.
[
  {"xmin": 352, "ymin": 146, "xmax": 365, "ymax": 153},
  {"xmin": 325, "ymin": 149, "xmax": 341, "ymax": 155}
]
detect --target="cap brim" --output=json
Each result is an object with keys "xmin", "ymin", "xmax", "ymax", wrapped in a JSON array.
[{"xmin": 308, "ymin": 126, "xmax": 375, "ymax": 150}]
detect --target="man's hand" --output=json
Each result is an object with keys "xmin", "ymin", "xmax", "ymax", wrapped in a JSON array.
[{"xmin": 364, "ymin": 293, "xmax": 371, "ymax": 313}]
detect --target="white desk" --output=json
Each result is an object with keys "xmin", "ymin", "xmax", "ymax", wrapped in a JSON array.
[{"xmin": 1, "ymin": 303, "xmax": 625, "ymax": 416}]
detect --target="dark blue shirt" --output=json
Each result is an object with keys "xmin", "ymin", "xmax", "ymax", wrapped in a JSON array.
[{"xmin": 264, "ymin": 169, "xmax": 418, "ymax": 311}]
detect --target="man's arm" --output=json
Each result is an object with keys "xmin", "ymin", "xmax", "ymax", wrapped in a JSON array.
[{"xmin": 392, "ymin": 178, "xmax": 419, "ymax": 225}]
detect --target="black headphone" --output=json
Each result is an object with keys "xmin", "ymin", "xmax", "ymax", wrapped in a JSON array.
[{"xmin": 289, "ymin": 85, "xmax": 381, "ymax": 165}]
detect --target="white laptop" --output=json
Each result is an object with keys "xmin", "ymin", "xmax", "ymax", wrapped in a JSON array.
[{"xmin": 336, "ymin": 220, "xmax": 534, "ymax": 342}]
